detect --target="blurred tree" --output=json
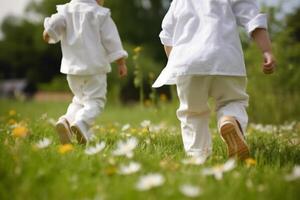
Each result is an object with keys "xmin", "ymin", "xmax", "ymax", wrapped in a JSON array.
[
  {"xmin": 273, "ymin": 6, "xmax": 300, "ymax": 93},
  {"xmin": 244, "ymin": 5, "xmax": 300, "ymax": 123},
  {"xmin": 0, "ymin": 16, "xmax": 61, "ymax": 84},
  {"xmin": 285, "ymin": 7, "xmax": 300, "ymax": 42}
]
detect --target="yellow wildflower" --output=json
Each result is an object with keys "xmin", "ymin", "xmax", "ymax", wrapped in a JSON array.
[
  {"xmin": 8, "ymin": 119, "xmax": 17, "ymax": 125},
  {"xmin": 144, "ymin": 99, "xmax": 152, "ymax": 107},
  {"xmin": 58, "ymin": 144, "xmax": 74, "ymax": 154},
  {"xmin": 133, "ymin": 46, "xmax": 142, "ymax": 54},
  {"xmin": 245, "ymin": 158, "xmax": 257, "ymax": 167},
  {"xmin": 110, "ymin": 128, "xmax": 117, "ymax": 134},
  {"xmin": 148, "ymin": 72, "xmax": 155, "ymax": 80},
  {"xmin": 141, "ymin": 128, "xmax": 149, "ymax": 135},
  {"xmin": 12, "ymin": 126, "xmax": 29, "ymax": 138},
  {"xmin": 9, "ymin": 110, "xmax": 16, "ymax": 116},
  {"xmin": 130, "ymin": 128, "xmax": 137, "ymax": 134},
  {"xmin": 104, "ymin": 166, "xmax": 117, "ymax": 176},
  {"xmin": 160, "ymin": 158, "xmax": 180, "ymax": 171},
  {"xmin": 160, "ymin": 94, "xmax": 167, "ymax": 102}
]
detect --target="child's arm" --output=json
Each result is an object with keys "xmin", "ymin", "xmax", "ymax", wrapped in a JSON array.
[
  {"xmin": 252, "ymin": 28, "xmax": 276, "ymax": 74},
  {"xmin": 160, "ymin": 1, "xmax": 177, "ymax": 58},
  {"xmin": 43, "ymin": 31, "xmax": 50, "ymax": 43},
  {"xmin": 231, "ymin": 0, "xmax": 276, "ymax": 74},
  {"xmin": 100, "ymin": 11, "xmax": 128, "ymax": 77},
  {"xmin": 116, "ymin": 57, "xmax": 127, "ymax": 77},
  {"xmin": 164, "ymin": 46, "xmax": 173, "ymax": 58},
  {"xmin": 43, "ymin": 13, "xmax": 66, "ymax": 44}
]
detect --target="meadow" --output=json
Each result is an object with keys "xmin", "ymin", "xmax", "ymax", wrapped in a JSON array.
[{"xmin": 0, "ymin": 100, "xmax": 299, "ymax": 200}]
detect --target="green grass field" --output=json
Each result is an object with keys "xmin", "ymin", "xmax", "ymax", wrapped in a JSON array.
[{"xmin": 0, "ymin": 100, "xmax": 299, "ymax": 200}]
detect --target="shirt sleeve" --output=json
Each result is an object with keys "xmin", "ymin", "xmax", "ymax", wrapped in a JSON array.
[
  {"xmin": 100, "ymin": 12, "xmax": 128, "ymax": 63},
  {"xmin": 159, "ymin": 0, "xmax": 177, "ymax": 46},
  {"xmin": 231, "ymin": 0, "xmax": 268, "ymax": 37},
  {"xmin": 43, "ymin": 13, "xmax": 66, "ymax": 44}
]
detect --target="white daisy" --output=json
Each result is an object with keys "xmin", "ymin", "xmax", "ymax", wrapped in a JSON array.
[
  {"xmin": 47, "ymin": 118, "xmax": 56, "ymax": 126},
  {"xmin": 246, "ymin": 179, "xmax": 253, "ymax": 189},
  {"xmin": 40, "ymin": 113, "xmax": 48, "ymax": 120},
  {"xmin": 181, "ymin": 156, "xmax": 207, "ymax": 165},
  {"xmin": 179, "ymin": 184, "xmax": 202, "ymax": 198},
  {"xmin": 89, "ymin": 134, "xmax": 98, "ymax": 142},
  {"xmin": 202, "ymin": 159, "xmax": 236, "ymax": 180},
  {"xmin": 249, "ymin": 123, "xmax": 278, "ymax": 134},
  {"xmin": 149, "ymin": 123, "xmax": 165, "ymax": 133},
  {"xmin": 85, "ymin": 142, "xmax": 106, "ymax": 155},
  {"xmin": 35, "ymin": 138, "xmax": 52, "ymax": 149},
  {"xmin": 285, "ymin": 165, "xmax": 300, "ymax": 181},
  {"xmin": 140, "ymin": 120, "xmax": 151, "ymax": 128},
  {"xmin": 136, "ymin": 173, "xmax": 165, "ymax": 191},
  {"xmin": 119, "ymin": 162, "xmax": 141, "ymax": 175},
  {"xmin": 257, "ymin": 184, "xmax": 266, "ymax": 192},
  {"xmin": 113, "ymin": 137, "xmax": 138, "ymax": 158},
  {"xmin": 121, "ymin": 124, "xmax": 131, "ymax": 132}
]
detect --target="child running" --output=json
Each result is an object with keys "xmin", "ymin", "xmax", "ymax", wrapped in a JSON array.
[
  {"xmin": 43, "ymin": 0, "xmax": 128, "ymax": 144},
  {"xmin": 153, "ymin": 0, "xmax": 276, "ymax": 159}
]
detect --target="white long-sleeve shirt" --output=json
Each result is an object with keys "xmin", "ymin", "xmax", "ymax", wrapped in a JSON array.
[
  {"xmin": 44, "ymin": 0, "xmax": 128, "ymax": 75},
  {"xmin": 152, "ymin": 0, "xmax": 268, "ymax": 88}
]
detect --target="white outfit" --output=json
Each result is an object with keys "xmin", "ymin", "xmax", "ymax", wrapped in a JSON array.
[
  {"xmin": 44, "ymin": 0, "xmax": 127, "ymax": 133},
  {"xmin": 176, "ymin": 75, "xmax": 249, "ymax": 157},
  {"xmin": 64, "ymin": 74, "xmax": 107, "ymax": 126},
  {"xmin": 153, "ymin": 0, "xmax": 268, "ymax": 88},
  {"xmin": 44, "ymin": 0, "xmax": 128, "ymax": 75},
  {"xmin": 153, "ymin": 0, "xmax": 267, "ymax": 157}
]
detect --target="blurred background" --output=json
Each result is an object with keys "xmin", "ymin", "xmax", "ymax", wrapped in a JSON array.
[{"xmin": 0, "ymin": 0, "xmax": 299, "ymax": 124}]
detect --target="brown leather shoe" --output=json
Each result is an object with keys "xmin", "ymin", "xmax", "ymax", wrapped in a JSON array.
[
  {"xmin": 70, "ymin": 121, "xmax": 89, "ymax": 144},
  {"xmin": 55, "ymin": 118, "xmax": 72, "ymax": 144},
  {"xmin": 219, "ymin": 116, "xmax": 250, "ymax": 160}
]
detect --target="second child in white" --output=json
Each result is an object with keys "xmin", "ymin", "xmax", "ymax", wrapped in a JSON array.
[{"xmin": 43, "ymin": 0, "xmax": 128, "ymax": 144}]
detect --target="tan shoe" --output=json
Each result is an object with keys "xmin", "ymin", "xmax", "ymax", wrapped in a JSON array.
[
  {"xmin": 219, "ymin": 116, "xmax": 249, "ymax": 160},
  {"xmin": 70, "ymin": 121, "xmax": 89, "ymax": 144},
  {"xmin": 55, "ymin": 118, "xmax": 72, "ymax": 144}
]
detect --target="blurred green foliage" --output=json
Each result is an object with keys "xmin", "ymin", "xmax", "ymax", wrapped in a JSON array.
[
  {"xmin": 0, "ymin": 0, "xmax": 299, "ymax": 123},
  {"xmin": 245, "ymin": 6, "xmax": 300, "ymax": 123}
]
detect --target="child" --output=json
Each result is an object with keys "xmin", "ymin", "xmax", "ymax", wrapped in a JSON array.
[
  {"xmin": 43, "ymin": 0, "xmax": 128, "ymax": 144},
  {"xmin": 153, "ymin": 0, "xmax": 276, "ymax": 159}
]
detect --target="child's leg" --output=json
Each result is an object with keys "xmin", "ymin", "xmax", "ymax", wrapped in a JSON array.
[
  {"xmin": 75, "ymin": 74, "xmax": 107, "ymax": 125},
  {"xmin": 55, "ymin": 75, "xmax": 84, "ymax": 144},
  {"xmin": 64, "ymin": 97, "xmax": 83, "ymax": 124},
  {"xmin": 211, "ymin": 76, "xmax": 249, "ymax": 159},
  {"xmin": 70, "ymin": 74, "xmax": 107, "ymax": 143},
  {"xmin": 211, "ymin": 76, "xmax": 249, "ymax": 133},
  {"xmin": 63, "ymin": 75, "xmax": 84, "ymax": 124},
  {"xmin": 176, "ymin": 75, "xmax": 212, "ymax": 158}
]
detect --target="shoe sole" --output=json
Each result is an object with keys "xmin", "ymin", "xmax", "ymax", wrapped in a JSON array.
[
  {"xmin": 71, "ymin": 125, "xmax": 87, "ymax": 144},
  {"xmin": 55, "ymin": 122, "xmax": 72, "ymax": 144},
  {"xmin": 220, "ymin": 123, "xmax": 250, "ymax": 160}
]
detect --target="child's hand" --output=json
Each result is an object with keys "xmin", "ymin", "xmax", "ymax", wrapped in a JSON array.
[
  {"xmin": 263, "ymin": 51, "xmax": 276, "ymax": 74},
  {"xmin": 118, "ymin": 64, "xmax": 127, "ymax": 78},
  {"xmin": 43, "ymin": 30, "xmax": 50, "ymax": 43},
  {"xmin": 116, "ymin": 58, "xmax": 127, "ymax": 78}
]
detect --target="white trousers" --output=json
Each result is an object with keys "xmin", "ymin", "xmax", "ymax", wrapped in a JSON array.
[
  {"xmin": 176, "ymin": 75, "xmax": 249, "ymax": 157},
  {"xmin": 62, "ymin": 74, "xmax": 107, "ymax": 127}
]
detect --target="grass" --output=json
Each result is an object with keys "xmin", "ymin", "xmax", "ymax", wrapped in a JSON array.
[{"xmin": 0, "ymin": 100, "xmax": 299, "ymax": 200}]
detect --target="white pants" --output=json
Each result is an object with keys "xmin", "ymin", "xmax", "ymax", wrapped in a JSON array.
[
  {"xmin": 176, "ymin": 75, "xmax": 249, "ymax": 157},
  {"xmin": 62, "ymin": 74, "xmax": 107, "ymax": 127}
]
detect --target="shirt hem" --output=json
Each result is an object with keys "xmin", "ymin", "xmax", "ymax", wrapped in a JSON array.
[
  {"xmin": 152, "ymin": 71, "xmax": 246, "ymax": 88},
  {"xmin": 60, "ymin": 68, "xmax": 111, "ymax": 75}
]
